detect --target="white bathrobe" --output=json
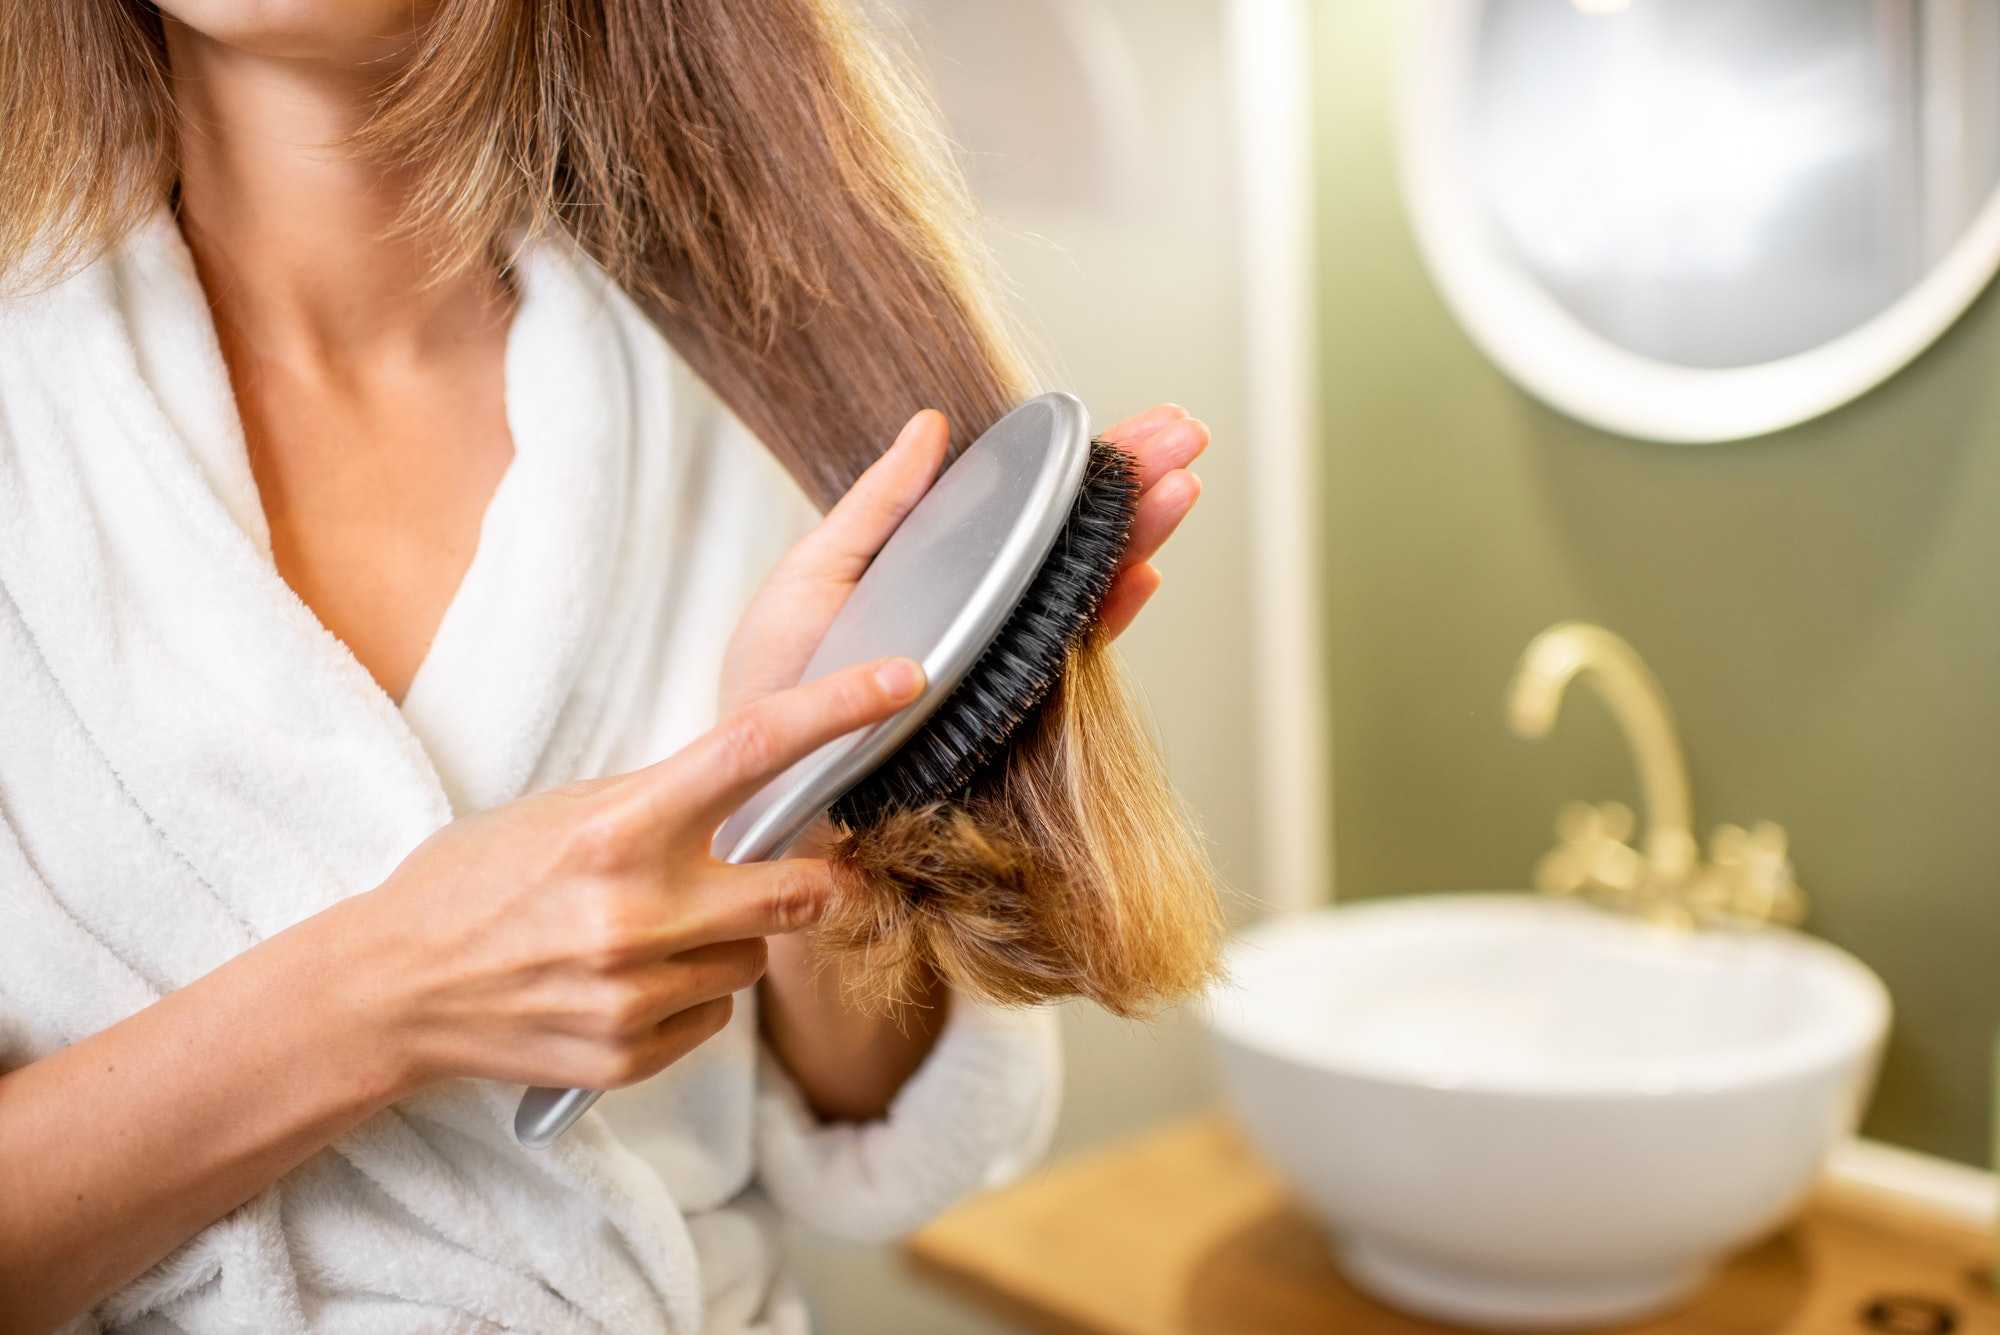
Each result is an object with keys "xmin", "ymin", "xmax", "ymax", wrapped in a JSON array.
[{"xmin": 0, "ymin": 211, "xmax": 1060, "ymax": 1335}]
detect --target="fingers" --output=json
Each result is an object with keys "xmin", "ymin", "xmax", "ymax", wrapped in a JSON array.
[
  {"xmin": 1100, "ymin": 402, "xmax": 1188, "ymax": 444},
  {"xmin": 1120, "ymin": 468, "xmax": 1200, "ymax": 571},
  {"xmin": 629, "ymin": 995, "xmax": 738, "ymax": 1081},
  {"xmin": 616, "ymin": 937, "xmax": 769, "ymax": 1033},
  {"xmin": 1096, "ymin": 405, "xmax": 1208, "ymax": 640},
  {"xmin": 1096, "ymin": 562, "xmax": 1163, "ymax": 641},
  {"xmin": 648, "ymin": 994, "xmax": 736, "ymax": 1060},
  {"xmin": 582, "ymin": 995, "xmax": 737, "ymax": 1090},
  {"xmin": 775, "ymin": 409, "xmax": 951, "ymax": 583},
  {"xmin": 1119, "ymin": 415, "xmax": 1210, "ymax": 492},
  {"xmin": 658, "ymin": 936, "xmax": 768, "ymax": 1004},
  {"xmin": 677, "ymin": 856, "xmax": 843, "ymax": 948},
  {"xmin": 641, "ymin": 656, "xmax": 927, "ymax": 831}
]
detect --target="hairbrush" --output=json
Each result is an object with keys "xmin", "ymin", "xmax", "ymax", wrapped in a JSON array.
[{"xmin": 516, "ymin": 391, "xmax": 1134, "ymax": 1146}]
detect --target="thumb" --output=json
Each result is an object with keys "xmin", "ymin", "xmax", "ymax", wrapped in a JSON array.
[{"xmin": 777, "ymin": 409, "xmax": 950, "ymax": 583}]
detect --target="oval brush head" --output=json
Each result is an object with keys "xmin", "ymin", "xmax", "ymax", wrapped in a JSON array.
[
  {"xmin": 709, "ymin": 391, "xmax": 1104, "ymax": 868},
  {"xmin": 828, "ymin": 438, "xmax": 1137, "ymax": 826}
]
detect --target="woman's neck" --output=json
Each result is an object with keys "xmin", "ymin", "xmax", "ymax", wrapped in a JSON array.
[{"xmin": 161, "ymin": 20, "xmax": 510, "ymax": 374}]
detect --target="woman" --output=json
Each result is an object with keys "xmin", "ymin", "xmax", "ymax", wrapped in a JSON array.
[{"xmin": 0, "ymin": 2, "xmax": 1208, "ymax": 1333}]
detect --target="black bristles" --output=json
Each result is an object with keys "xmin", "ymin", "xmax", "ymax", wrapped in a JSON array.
[{"xmin": 830, "ymin": 439, "xmax": 1138, "ymax": 827}]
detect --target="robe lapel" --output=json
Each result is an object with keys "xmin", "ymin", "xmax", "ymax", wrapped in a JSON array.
[
  {"xmin": 0, "ymin": 213, "xmax": 449, "ymax": 946},
  {"xmin": 399, "ymin": 243, "xmax": 631, "ymax": 815}
]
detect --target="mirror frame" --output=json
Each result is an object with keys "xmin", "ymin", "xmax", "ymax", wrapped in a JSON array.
[{"xmin": 1396, "ymin": 0, "xmax": 2000, "ymax": 444}]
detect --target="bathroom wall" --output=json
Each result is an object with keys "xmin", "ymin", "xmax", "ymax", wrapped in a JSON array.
[
  {"xmin": 788, "ymin": 2, "xmax": 1256, "ymax": 1329},
  {"xmin": 1315, "ymin": 1, "xmax": 2000, "ymax": 1165}
]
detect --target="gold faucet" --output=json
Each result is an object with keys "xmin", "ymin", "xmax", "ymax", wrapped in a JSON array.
[{"xmin": 1506, "ymin": 622, "xmax": 1805, "ymax": 929}]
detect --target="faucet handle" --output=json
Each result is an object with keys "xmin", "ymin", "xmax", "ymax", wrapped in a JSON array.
[
  {"xmin": 1697, "ymin": 821, "xmax": 1807, "ymax": 926},
  {"xmin": 1536, "ymin": 801, "xmax": 1644, "ymax": 902},
  {"xmin": 1740, "ymin": 821, "xmax": 1806, "ymax": 925},
  {"xmin": 1535, "ymin": 801, "xmax": 1599, "ymax": 896}
]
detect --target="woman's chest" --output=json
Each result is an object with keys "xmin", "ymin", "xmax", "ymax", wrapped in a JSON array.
[{"xmin": 231, "ymin": 333, "xmax": 517, "ymax": 706}]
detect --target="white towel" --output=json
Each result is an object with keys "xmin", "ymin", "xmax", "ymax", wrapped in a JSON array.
[{"xmin": 0, "ymin": 209, "xmax": 1060, "ymax": 1335}]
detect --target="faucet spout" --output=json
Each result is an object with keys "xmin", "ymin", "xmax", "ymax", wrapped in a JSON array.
[{"xmin": 1507, "ymin": 623, "xmax": 1697, "ymax": 884}]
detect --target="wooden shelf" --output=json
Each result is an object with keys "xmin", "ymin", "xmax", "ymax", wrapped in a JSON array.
[{"xmin": 906, "ymin": 1117, "xmax": 1998, "ymax": 1334}]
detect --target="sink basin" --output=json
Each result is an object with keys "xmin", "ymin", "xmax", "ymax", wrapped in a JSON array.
[{"xmin": 1203, "ymin": 894, "xmax": 1889, "ymax": 1329}]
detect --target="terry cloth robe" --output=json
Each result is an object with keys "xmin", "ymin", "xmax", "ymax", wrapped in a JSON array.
[{"xmin": 0, "ymin": 210, "xmax": 1061, "ymax": 1335}]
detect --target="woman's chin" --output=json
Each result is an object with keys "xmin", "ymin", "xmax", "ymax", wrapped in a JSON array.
[{"xmin": 151, "ymin": 0, "xmax": 430, "ymax": 64}]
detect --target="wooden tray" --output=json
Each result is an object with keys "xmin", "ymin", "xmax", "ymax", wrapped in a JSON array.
[{"xmin": 907, "ymin": 1117, "xmax": 1997, "ymax": 1334}]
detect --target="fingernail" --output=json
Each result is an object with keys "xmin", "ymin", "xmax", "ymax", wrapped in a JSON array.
[{"xmin": 875, "ymin": 658, "xmax": 925, "ymax": 702}]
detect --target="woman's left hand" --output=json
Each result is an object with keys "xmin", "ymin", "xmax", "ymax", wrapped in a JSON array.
[
  {"xmin": 723, "ymin": 401, "xmax": 1206, "ymax": 1120},
  {"xmin": 721, "ymin": 402, "xmax": 1208, "ymax": 718}
]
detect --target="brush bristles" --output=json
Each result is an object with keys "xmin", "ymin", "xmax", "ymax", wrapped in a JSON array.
[{"xmin": 830, "ymin": 438, "xmax": 1137, "ymax": 826}]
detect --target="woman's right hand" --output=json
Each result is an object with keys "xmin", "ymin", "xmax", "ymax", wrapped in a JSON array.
[{"xmin": 335, "ymin": 654, "xmax": 926, "ymax": 1097}]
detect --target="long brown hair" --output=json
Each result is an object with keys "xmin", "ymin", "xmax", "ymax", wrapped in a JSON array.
[{"xmin": 0, "ymin": 0, "xmax": 1220, "ymax": 1014}]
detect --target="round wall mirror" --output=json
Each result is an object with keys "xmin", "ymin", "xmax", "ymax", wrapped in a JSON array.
[{"xmin": 1398, "ymin": 0, "xmax": 2000, "ymax": 443}]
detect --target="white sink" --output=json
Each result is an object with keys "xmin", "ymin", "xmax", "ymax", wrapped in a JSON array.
[{"xmin": 1203, "ymin": 894, "xmax": 1889, "ymax": 1329}]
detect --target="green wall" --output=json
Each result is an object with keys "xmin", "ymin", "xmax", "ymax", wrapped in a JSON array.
[{"xmin": 1315, "ymin": 1, "xmax": 2000, "ymax": 1165}]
